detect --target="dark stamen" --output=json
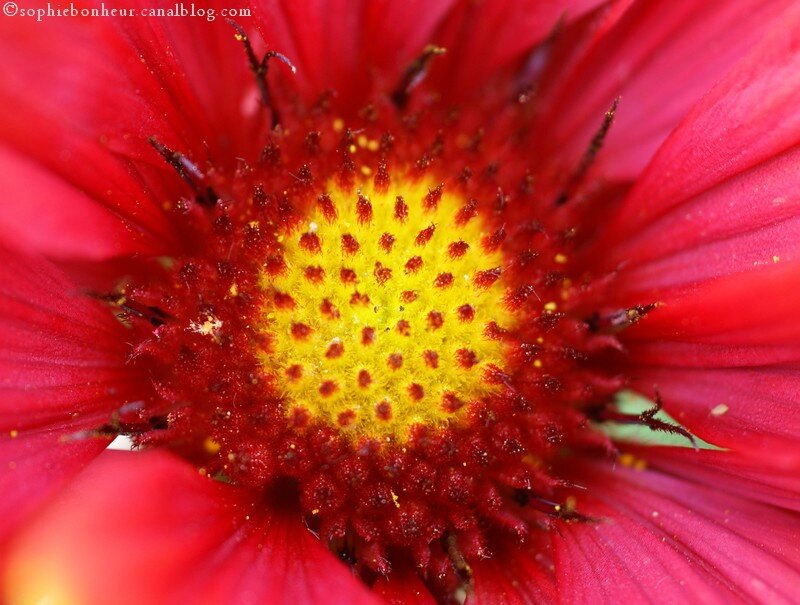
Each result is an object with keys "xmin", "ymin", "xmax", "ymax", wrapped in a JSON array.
[
  {"xmin": 594, "ymin": 391, "xmax": 699, "ymax": 450},
  {"xmin": 148, "ymin": 136, "xmax": 219, "ymax": 206},
  {"xmin": 528, "ymin": 496, "xmax": 598, "ymax": 523},
  {"xmin": 585, "ymin": 303, "xmax": 658, "ymax": 333},
  {"xmin": 95, "ymin": 291, "xmax": 172, "ymax": 327},
  {"xmin": 227, "ymin": 19, "xmax": 296, "ymax": 129},
  {"xmin": 555, "ymin": 97, "xmax": 619, "ymax": 205},
  {"xmin": 390, "ymin": 45, "xmax": 446, "ymax": 109}
]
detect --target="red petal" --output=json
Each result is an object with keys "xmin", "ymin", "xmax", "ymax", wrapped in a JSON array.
[
  {"xmin": 601, "ymin": 148, "xmax": 800, "ymax": 299},
  {"xmin": 0, "ymin": 3, "xmax": 264, "ymax": 259},
  {"xmin": 0, "ymin": 429, "xmax": 107, "ymax": 548},
  {"xmin": 466, "ymin": 541, "xmax": 556, "ymax": 605},
  {"xmin": 553, "ymin": 460, "xmax": 800, "ymax": 604},
  {"xmin": 0, "ymin": 249, "xmax": 142, "ymax": 543},
  {"xmin": 629, "ymin": 446, "xmax": 800, "ymax": 512},
  {"xmin": 4, "ymin": 451, "xmax": 382, "ymax": 605},
  {"xmin": 0, "ymin": 144, "xmax": 156, "ymax": 259},
  {"xmin": 597, "ymin": 5, "xmax": 800, "ymax": 249},
  {"xmin": 252, "ymin": 0, "xmax": 456, "ymax": 108},
  {"xmin": 0, "ymin": 249, "xmax": 141, "ymax": 430},
  {"xmin": 538, "ymin": 0, "xmax": 796, "ymax": 181},
  {"xmin": 627, "ymin": 365, "xmax": 800, "ymax": 458},
  {"xmin": 429, "ymin": 0, "xmax": 605, "ymax": 101}
]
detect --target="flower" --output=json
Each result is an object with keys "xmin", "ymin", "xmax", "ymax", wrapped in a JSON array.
[{"xmin": 1, "ymin": 0, "xmax": 800, "ymax": 603}]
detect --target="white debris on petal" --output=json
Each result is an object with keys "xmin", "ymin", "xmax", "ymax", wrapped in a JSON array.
[
  {"xmin": 189, "ymin": 315, "xmax": 223, "ymax": 339},
  {"xmin": 710, "ymin": 403, "xmax": 729, "ymax": 416}
]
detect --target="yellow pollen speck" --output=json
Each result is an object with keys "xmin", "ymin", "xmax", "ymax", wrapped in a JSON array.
[
  {"xmin": 9, "ymin": 429, "xmax": 18, "ymax": 438},
  {"xmin": 533, "ymin": 359, "xmax": 543, "ymax": 368},
  {"xmin": 357, "ymin": 135, "xmax": 369, "ymax": 148},
  {"xmin": 348, "ymin": 144, "xmax": 357, "ymax": 154},
  {"xmin": 311, "ymin": 508, "xmax": 320, "ymax": 515},
  {"xmin": 332, "ymin": 118, "xmax": 344, "ymax": 132},
  {"xmin": 360, "ymin": 165, "xmax": 373, "ymax": 176},
  {"xmin": 543, "ymin": 301, "xmax": 557, "ymax": 312},
  {"xmin": 259, "ymin": 175, "xmax": 515, "ymax": 440},
  {"xmin": 203, "ymin": 437, "xmax": 221, "ymax": 454},
  {"xmin": 554, "ymin": 253, "xmax": 568, "ymax": 264},
  {"xmin": 619, "ymin": 452, "xmax": 647, "ymax": 471},
  {"xmin": 773, "ymin": 255, "xmax": 781, "ymax": 263},
  {"xmin": 619, "ymin": 453, "xmax": 635, "ymax": 467},
  {"xmin": 391, "ymin": 490, "xmax": 400, "ymax": 508},
  {"xmin": 367, "ymin": 139, "xmax": 380, "ymax": 152},
  {"xmin": 228, "ymin": 283, "xmax": 239, "ymax": 297}
]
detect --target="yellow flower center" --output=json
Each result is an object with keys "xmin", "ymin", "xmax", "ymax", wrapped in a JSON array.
[{"xmin": 261, "ymin": 176, "xmax": 515, "ymax": 439}]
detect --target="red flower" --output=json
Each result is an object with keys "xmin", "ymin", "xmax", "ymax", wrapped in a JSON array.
[{"xmin": 1, "ymin": 1, "xmax": 799, "ymax": 603}]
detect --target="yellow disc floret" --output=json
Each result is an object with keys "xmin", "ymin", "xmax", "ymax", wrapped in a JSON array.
[{"xmin": 260, "ymin": 176, "xmax": 515, "ymax": 440}]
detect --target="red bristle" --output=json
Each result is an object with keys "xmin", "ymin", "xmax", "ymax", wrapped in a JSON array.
[
  {"xmin": 423, "ymin": 350, "xmax": 439, "ymax": 368},
  {"xmin": 285, "ymin": 364, "xmax": 303, "ymax": 381},
  {"xmin": 374, "ymin": 161, "xmax": 390, "ymax": 192},
  {"xmin": 337, "ymin": 409, "xmax": 356, "ymax": 426},
  {"xmin": 408, "ymin": 383, "xmax": 425, "ymax": 401},
  {"xmin": 415, "ymin": 224, "xmax": 435, "ymax": 246},
  {"xmin": 423, "ymin": 184, "xmax": 443, "ymax": 210},
  {"xmin": 405, "ymin": 256, "xmax": 423, "ymax": 273},
  {"xmin": 388, "ymin": 353, "xmax": 404, "ymax": 370},
  {"xmin": 375, "ymin": 400, "xmax": 392, "ymax": 421},
  {"xmin": 456, "ymin": 349, "xmax": 479, "ymax": 368},
  {"xmin": 442, "ymin": 392, "xmax": 464, "ymax": 413},
  {"xmin": 483, "ymin": 227, "xmax": 506, "ymax": 252},
  {"xmin": 319, "ymin": 380, "xmax": 338, "ymax": 397},
  {"xmin": 361, "ymin": 327, "xmax": 376, "ymax": 345},
  {"xmin": 304, "ymin": 266, "xmax": 326, "ymax": 283},
  {"xmin": 291, "ymin": 323, "xmax": 313, "ymax": 340},
  {"xmin": 434, "ymin": 273, "xmax": 454, "ymax": 288},
  {"xmin": 427, "ymin": 311, "xmax": 444, "ymax": 330},
  {"xmin": 358, "ymin": 369, "xmax": 373, "ymax": 388},
  {"xmin": 455, "ymin": 199, "xmax": 479, "ymax": 225},
  {"xmin": 318, "ymin": 193, "xmax": 337, "ymax": 221},
  {"xmin": 394, "ymin": 196, "xmax": 408, "ymax": 222},
  {"xmin": 340, "ymin": 268, "xmax": 357, "ymax": 283},
  {"xmin": 320, "ymin": 299, "xmax": 340, "ymax": 320},
  {"xmin": 457, "ymin": 304, "xmax": 475, "ymax": 322},
  {"xmin": 274, "ymin": 292, "xmax": 296, "ymax": 309},
  {"xmin": 342, "ymin": 233, "xmax": 360, "ymax": 254},
  {"xmin": 379, "ymin": 232, "xmax": 396, "ymax": 253},
  {"xmin": 374, "ymin": 262, "xmax": 392, "ymax": 285},
  {"xmin": 474, "ymin": 267, "xmax": 502, "ymax": 289},
  {"xmin": 326, "ymin": 341, "xmax": 344, "ymax": 358},
  {"xmin": 299, "ymin": 232, "xmax": 322, "ymax": 254},
  {"xmin": 357, "ymin": 194, "xmax": 373, "ymax": 224},
  {"xmin": 448, "ymin": 241, "xmax": 469, "ymax": 258}
]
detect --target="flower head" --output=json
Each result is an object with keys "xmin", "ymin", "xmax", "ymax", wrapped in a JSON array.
[{"xmin": 1, "ymin": 1, "xmax": 799, "ymax": 603}]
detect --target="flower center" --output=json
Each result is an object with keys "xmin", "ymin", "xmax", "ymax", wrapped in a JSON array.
[{"xmin": 263, "ymin": 177, "xmax": 515, "ymax": 439}]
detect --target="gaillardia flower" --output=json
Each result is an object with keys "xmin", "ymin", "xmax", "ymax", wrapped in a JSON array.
[{"xmin": 1, "ymin": 1, "xmax": 799, "ymax": 603}]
